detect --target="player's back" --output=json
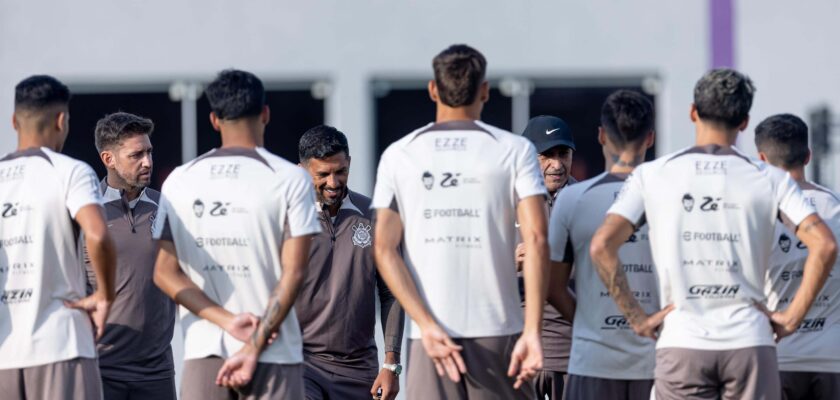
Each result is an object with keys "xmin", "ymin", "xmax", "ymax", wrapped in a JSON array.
[
  {"xmin": 552, "ymin": 172, "xmax": 659, "ymax": 379},
  {"xmin": 372, "ymin": 120, "xmax": 546, "ymax": 339},
  {"xmin": 0, "ymin": 147, "xmax": 100, "ymax": 368},
  {"xmin": 767, "ymin": 183, "xmax": 840, "ymax": 372},
  {"xmin": 614, "ymin": 144, "xmax": 814, "ymax": 350},
  {"xmin": 155, "ymin": 147, "xmax": 319, "ymax": 364}
]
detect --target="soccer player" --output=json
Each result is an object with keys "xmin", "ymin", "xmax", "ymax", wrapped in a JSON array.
[
  {"xmin": 295, "ymin": 125, "xmax": 405, "ymax": 400},
  {"xmin": 549, "ymin": 90, "xmax": 660, "ymax": 399},
  {"xmin": 516, "ymin": 115, "xmax": 576, "ymax": 399},
  {"xmin": 81, "ymin": 112, "xmax": 176, "ymax": 399},
  {"xmin": 372, "ymin": 44, "xmax": 549, "ymax": 399},
  {"xmin": 153, "ymin": 69, "xmax": 321, "ymax": 399},
  {"xmin": 0, "ymin": 75, "xmax": 117, "ymax": 399},
  {"xmin": 590, "ymin": 69, "xmax": 838, "ymax": 399},
  {"xmin": 756, "ymin": 114, "xmax": 840, "ymax": 400}
]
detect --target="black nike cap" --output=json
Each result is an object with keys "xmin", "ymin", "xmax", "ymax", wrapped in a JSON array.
[{"xmin": 521, "ymin": 115, "xmax": 576, "ymax": 154}]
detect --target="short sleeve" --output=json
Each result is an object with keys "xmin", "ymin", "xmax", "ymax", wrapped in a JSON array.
[
  {"xmin": 371, "ymin": 151, "xmax": 398, "ymax": 210},
  {"xmin": 607, "ymin": 168, "xmax": 646, "ymax": 226},
  {"xmin": 65, "ymin": 162, "xmax": 102, "ymax": 218},
  {"xmin": 514, "ymin": 141, "xmax": 549, "ymax": 200},
  {"xmin": 152, "ymin": 193, "xmax": 174, "ymax": 241},
  {"xmin": 284, "ymin": 168, "xmax": 322, "ymax": 238},
  {"xmin": 776, "ymin": 172, "xmax": 816, "ymax": 227},
  {"xmin": 549, "ymin": 189, "xmax": 574, "ymax": 262}
]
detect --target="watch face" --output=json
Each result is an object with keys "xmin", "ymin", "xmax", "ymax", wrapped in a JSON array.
[{"xmin": 394, "ymin": 365, "xmax": 403, "ymax": 375}]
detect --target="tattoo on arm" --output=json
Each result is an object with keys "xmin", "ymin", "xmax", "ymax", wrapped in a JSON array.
[
  {"xmin": 801, "ymin": 219, "xmax": 824, "ymax": 234},
  {"xmin": 251, "ymin": 297, "xmax": 282, "ymax": 350},
  {"xmin": 597, "ymin": 257, "xmax": 647, "ymax": 327}
]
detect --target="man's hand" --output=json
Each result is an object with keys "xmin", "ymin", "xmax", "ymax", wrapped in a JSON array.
[
  {"xmin": 224, "ymin": 312, "xmax": 261, "ymax": 343},
  {"xmin": 216, "ymin": 344, "xmax": 259, "ymax": 388},
  {"xmin": 629, "ymin": 304, "xmax": 674, "ymax": 340},
  {"xmin": 370, "ymin": 367, "xmax": 399, "ymax": 400},
  {"xmin": 65, "ymin": 291, "xmax": 112, "ymax": 340},
  {"xmin": 755, "ymin": 302, "xmax": 798, "ymax": 342},
  {"xmin": 507, "ymin": 330, "xmax": 542, "ymax": 389},
  {"xmin": 421, "ymin": 323, "xmax": 466, "ymax": 382}
]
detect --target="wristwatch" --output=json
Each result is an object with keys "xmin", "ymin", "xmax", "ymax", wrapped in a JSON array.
[{"xmin": 382, "ymin": 363, "xmax": 402, "ymax": 376}]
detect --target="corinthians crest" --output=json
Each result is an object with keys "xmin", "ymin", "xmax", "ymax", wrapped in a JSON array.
[{"xmin": 352, "ymin": 222, "xmax": 372, "ymax": 248}]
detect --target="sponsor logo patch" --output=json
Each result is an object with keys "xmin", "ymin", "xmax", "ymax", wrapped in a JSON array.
[
  {"xmin": 1, "ymin": 288, "xmax": 33, "ymax": 304},
  {"xmin": 687, "ymin": 284, "xmax": 740, "ymax": 299}
]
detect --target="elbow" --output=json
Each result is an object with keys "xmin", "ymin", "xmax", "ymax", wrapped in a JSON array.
[
  {"xmin": 821, "ymin": 238, "xmax": 839, "ymax": 266},
  {"xmin": 589, "ymin": 235, "xmax": 608, "ymax": 266}
]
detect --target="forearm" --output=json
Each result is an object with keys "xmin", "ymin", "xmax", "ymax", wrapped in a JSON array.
[
  {"xmin": 546, "ymin": 262, "xmax": 575, "ymax": 322},
  {"xmin": 593, "ymin": 248, "xmax": 647, "ymax": 326},
  {"xmin": 378, "ymin": 282, "xmax": 405, "ymax": 355},
  {"xmin": 154, "ymin": 261, "xmax": 231, "ymax": 328},
  {"xmin": 375, "ymin": 247, "xmax": 435, "ymax": 329},
  {"xmin": 86, "ymin": 233, "xmax": 117, "ymax": 301},
  {"xmin": 786, "ymin": 250, "xmax": 836, "ymax": 324},
  {"xmin": 522, "ymin": 238, "xmax": 549, "ymax": 334},
  {"xmin": 251, "ymin": 266, "xmax": 304, "ymax": 351}
]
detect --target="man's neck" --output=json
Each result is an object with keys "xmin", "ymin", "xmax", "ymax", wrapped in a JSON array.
[
  {"xmin": 694, "ymin": 121, "xmax": 739, "ymax": 148},
  {"xmin": 786, "ymin": 167, "xmax": 807, "ymax": 184},
  {"xmin": 17, "ymin": 131, "xmax": 59, "ymax": 152},
  {"xmin": 606, "ymin": 149, "xmax": 646, "ymax": 175},
  {"xmin": 107, "ymin": 173, "xmax": 143, "ymax": 201},
  {"xmin": 219, "ymin": 119, "xmax": 263, "ymax": 149},
  {"xmin": 435, "ymin": 104, "xmax": 481, "ymax": 123}
]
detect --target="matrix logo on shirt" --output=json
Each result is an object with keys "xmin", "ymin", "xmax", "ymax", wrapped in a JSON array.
[
  {"xmin": 798, "ymin": 318, "xmax": 826, "ymax": 333},
  {"xmin": 695, "ymin": 161, "xmax": 727, "ymax": 175},
  {"xmin": 423, "ymin": 235, "xmax": 482, "ymax": 249},
  {"xmin": 0, "ymin": 262, "xmax": 35, "ymax": 276},
  {"xmin": 351, "ymin": 223, "xmax": 372, "ymax": 248},
  {"xmin": 0, "ymin": 165, "xmax": 25, "ymax": 182},
  {"xmin": 687, "ymin": 284, "xmax": 739, "ymax": 299},
  {"xmin": 682, "ymin": 259, "xmax": 740, "ymax": 273},
  {"xmin": 0, "ymin": 288, "xmax": 33, "ymax": 304},
  {"xmin": 434, "ymin": 137, "xmax": 467, "ymax": 152},
  {"xmin": 202, "ymin": 264, "xmax": 251, "ymax": 278},
  {"xmin": 210, "ymin": 163, "xmax": 241, "ymax": 180},
  {"xmin": 602, "ymin": 315, "xmax": 630, "ymax": 330}
]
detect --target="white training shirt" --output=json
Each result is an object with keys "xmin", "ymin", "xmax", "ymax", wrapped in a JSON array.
[
  {"xmin": 766, "ymin": 182, "xmax": 840, "ymax": 372},
  {"xmin": 153, "ymin": 147, "xmax": 321, "ymax": 364},
  {"xmin": 550, "ymin": 171, "xmax": 659, "ymax": 380},
  {"xmin": 371, "ymin": 120, "xmax": 547, "ymax": 339},
  {"xmin": 0, "ymin": 147, "xmax": 101, "ymax": 369},
  {"xmin": 608, "ymin": 145, "xmax": 815, "ymax": 350}
]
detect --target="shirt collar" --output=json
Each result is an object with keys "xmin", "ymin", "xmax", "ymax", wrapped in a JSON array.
[
  {"xmin": 317, "ymin": 191, "xmax": 362, "ymax": 216},
  {"xmin": 102, "ymin": 182, "xmax": 156, "ymax": 209}
]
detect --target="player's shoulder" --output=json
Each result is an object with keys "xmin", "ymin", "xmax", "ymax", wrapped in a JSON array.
[
  {"xmin": 39, "ymin": 147, "xmax": 91, "ymax": 171},
  {"xmin": 804, "ymin": 181, "xmax": 840, "ymax": 207},
  {"xmin": 473, "ymin": 121, "xmax": 531, "ymax": 149},
  {"xmin": 253, "ymin": 148, "xmax": 302, "ymax": 174}
]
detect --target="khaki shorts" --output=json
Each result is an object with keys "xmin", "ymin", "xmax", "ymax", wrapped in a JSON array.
[
  {"xmin": 181, "ymin": 356, "xmax": 303, "ymax": 400},
  {"xmin": 655, "ymin": 346, "xmax": 780, "ymax": 400},
  {"xmin": 0, "ymin": 357, "xmax": 102, "ymax": 400},
  {"xmin": 406, "ymin": 335, "xmax": 535, "ymax": 400}
]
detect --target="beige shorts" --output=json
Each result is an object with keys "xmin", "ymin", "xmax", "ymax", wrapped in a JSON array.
[
  {"xmin": 181, "ymin": 356, "xmax": 303, "ymax": 400},
  {"xmin": 0, "ymin": 357, "xmax": 102, "ymax": 400}
]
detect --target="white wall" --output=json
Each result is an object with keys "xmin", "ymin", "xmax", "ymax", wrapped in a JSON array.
[{"xmin": 0, "ymin": 0, "xmax": 707, "ymax": 194}]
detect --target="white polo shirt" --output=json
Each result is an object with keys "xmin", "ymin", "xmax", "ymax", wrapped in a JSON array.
[
  {"xmin": 766, "ymin": 183, "xmax": 840, "ymax": 372},
  {"xmin": 371, "ymin": 120, "xmax": 547, "ymax": 339},
  {"xmin": 608, "ymin": 145, "xmax": 815, "ymax": 350},
  {"xmin": 550, "ymin": 171, "xmax": 659, "ymax": 379},
  {"xmin": 153, "ymin": 147, "xmax": 321, "ymax": 364},
  {"xmin": 0, "ymin": 147, "xmax": 101, "ymax": 369}
]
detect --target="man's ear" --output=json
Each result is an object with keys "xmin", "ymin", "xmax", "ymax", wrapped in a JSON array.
[
  {"xmin": 645, "ymin": 130, "xmax": 656, "ymax": 150},
  {"xmin": 689, "ymin": 104, "xmax": 699, "ymax": 123},
  {"xmin": 478, "ymin": 81, "xmax": 490, "ymax": 103},
  {"xmin": 804, "ymin": 148, "xmax": 812, "ymax": 166},
  {"xmin": 100, "ymin": 150, "xmax": 115, "ymax": 169},
  {"xmin": 209, "ymin": 112, "xmax": 221, "ymax": 132},
  {"xmin": 737, "ymin": 115, "xmax": 750, "ymax": 132},
  {"xmin": 428, "ymin": 80, "xmax": 439, "ymax": 103},
  {"xmin": 261, "ymin": 105, "xmax": 271, "ymax": 125},
  {"xmin": 757, "ymin": 151, "xmax": 769, "ymax": 162},
  {"xmin": 597, "ymin": 127, "xmax": 607, "ymax": 146},
  {"xmin": 56, "ymin": 110, "xmax": 68, "ymax": 133},
  {"xmin": 12, "ymin": 112, "xmax": 19, "ymax": 131}
]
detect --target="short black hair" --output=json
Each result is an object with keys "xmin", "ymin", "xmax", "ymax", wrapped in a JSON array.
[
  {"xmin": 600, "ymin": 90, "xmax": 655, "ymax": 148},
  {"xmin": 693, "ymin": 69, "xmax": 755, "ymax": 129},
  {"xmin": 298, "ymin": 125, "xmax": 350, "ymax": 162},
  {"xmin": 204, "ymin": 69, "xmax": 265, "ymax": 120},
  {"xmin": 754, "ymin": 113, "xmax": 809, "ymax": 169},
  {"xmin": 94, "ymin": 112, "xmax": 154, "ymax": 152},
  {"xmin": 15, "ymin": 75, "xmax": 71, "ymax": 111},
  {"xmin": 432, "ymin": 44, "xmax": 487, "ymax": 107}
]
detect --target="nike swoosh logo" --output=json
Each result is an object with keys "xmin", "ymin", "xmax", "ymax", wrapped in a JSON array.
[{"xmin": 546, "ymin": 128, "xmax": 560, "ymax": 135}]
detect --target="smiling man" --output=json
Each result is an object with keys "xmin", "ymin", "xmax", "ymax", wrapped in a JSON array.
[
  {"xmin": 83, "ymin": 112, "xmax": 176, "ymax": 400},
  {"xmin": 295, "ymin": 125, "xmax": 404, "ymax": 400}
]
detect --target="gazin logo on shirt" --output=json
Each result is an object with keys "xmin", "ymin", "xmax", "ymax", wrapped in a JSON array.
[
  {"xmin": 602, "ymin": 315, "xmax": 630, "ymax": 330},
  {"xmin": 0, "ymin": 288, "xmax": 33, "ymax": 304},
  {"xmin": 798, "ymin": 318, "xmax": 826, "ymax": 333},
  {"xmin": 687, "ymin": 284, "xmax": 739, "ymax": 299},
  {"xmin": 352, "ymin": 222, "xmax": 372, "ymax": 248}
]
